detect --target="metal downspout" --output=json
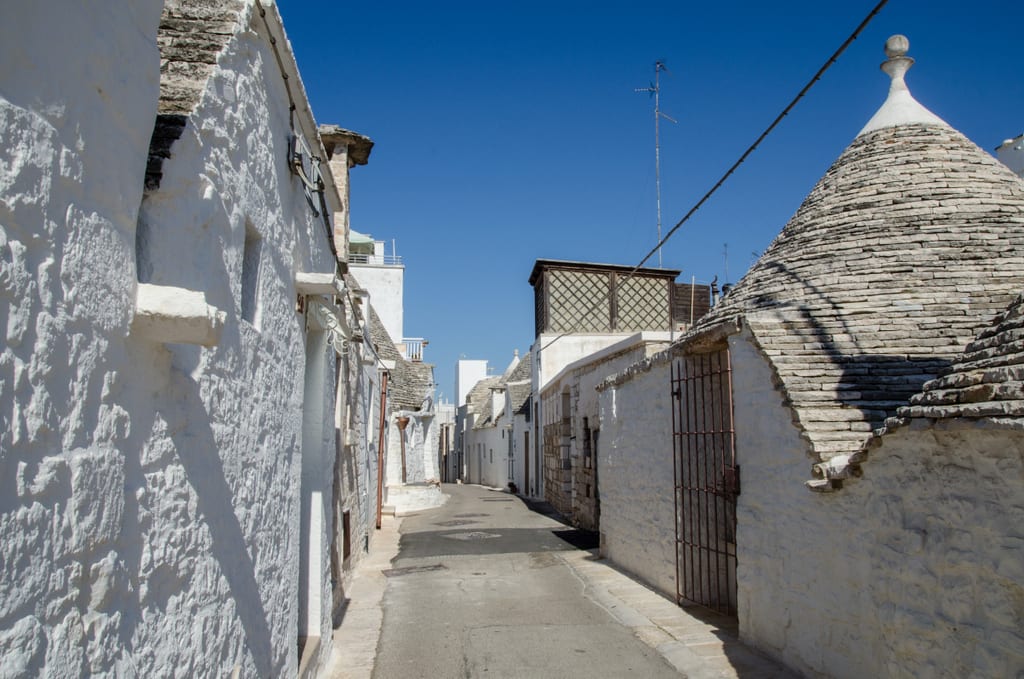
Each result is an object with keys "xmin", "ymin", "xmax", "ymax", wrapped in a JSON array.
[
  {"xmin": 397, "ymin": 416, "xmax": 410, "ymax": 484},
  {"xmin": 375, "ymin": 372, "xmax": 389, "ymax": 530}
]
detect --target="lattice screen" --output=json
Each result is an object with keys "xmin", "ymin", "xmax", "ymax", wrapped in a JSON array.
[
  {"xmin": 547, "ymin": 270, "xmax": 611, "ymax": 332},
  {"xmin": 534, "ymin": 277, "xmax": 547, "ymax": 337},
  {"xmin": 616, "ymin": 276, "xmax": 670, "ymax": 331}
]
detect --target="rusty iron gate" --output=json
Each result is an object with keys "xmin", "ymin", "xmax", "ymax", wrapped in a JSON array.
[{"xmin": 671, "ymin": 349, "xmax": 739, "ymax": 616}]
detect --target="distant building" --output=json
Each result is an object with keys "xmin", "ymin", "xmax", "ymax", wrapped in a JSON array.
[
  {"xmin": 453, "ymin": 358, "xmax": 489, "ymax": 480},
  {"xmin": 996, "ymin": 133, "xmax": 1024, "ymax": 178},
  {"xmin": 349, "ymin": 230, "xmax": 429, "ymax": 362},
  {"xmin": 435, "ymin": 400, "xmax": 457, "ymax": 482},
  {"xmin": 455, "ymin": 359, "xmax": 489, "ymax": 408}
]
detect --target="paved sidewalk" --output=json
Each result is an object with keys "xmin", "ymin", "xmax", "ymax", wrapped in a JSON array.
[
  {"xmin": 320, "ymin": 502, "xmax": 794, "ymax": 679},
  {"xmin": 319, "ymin": 516, "xmax": 403, "ymax": 679},
  {"xmin": 559, "ymin": 549, "xmax": 794, "ymax": 679}
]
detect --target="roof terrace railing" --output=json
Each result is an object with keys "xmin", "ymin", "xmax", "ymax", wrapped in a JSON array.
[
  {"xmin": 349, "ymin": 253, "xmax": 402, "ymax": 266},
  {"xmin": 401, "ymin": 337, "xmax": 426, "ymax": 362}
]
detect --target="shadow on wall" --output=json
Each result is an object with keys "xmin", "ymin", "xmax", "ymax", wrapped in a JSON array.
[{"xmin": 161, "ymin": 357, "xmax": 274, "ymax": 677}]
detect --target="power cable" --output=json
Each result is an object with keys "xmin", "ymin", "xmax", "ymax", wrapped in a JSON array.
[
  {"xmin": 633, "ymin": 0, "xmax": 889, "ymax": 271},
  {"xmin": 538, "ymin": 0, "xmax": 889, "ymax": 354}
]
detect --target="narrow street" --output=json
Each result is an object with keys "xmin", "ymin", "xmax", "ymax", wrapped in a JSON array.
[{"xmin": 324, "ymin": 484, "xmax": 794, "ymax": 679}]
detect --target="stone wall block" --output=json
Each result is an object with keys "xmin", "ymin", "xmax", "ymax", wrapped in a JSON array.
[
  {"xmin": 66, "ymin": 448, "xmax": 125, "ymax": 557},
  {"xmin": 0, "ymin": 615, "xmax": 46, "ymax": 679}
]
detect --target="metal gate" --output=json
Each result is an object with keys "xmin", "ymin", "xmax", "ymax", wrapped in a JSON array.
[{"xmin": 671, "ymin": 348, "xmax": 739, "ymax": 616}]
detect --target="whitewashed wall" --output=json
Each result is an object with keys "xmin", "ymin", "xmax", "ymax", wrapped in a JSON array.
[
  {"xmin": 136, "ymin": 8, "xmax": 340, "ymax": 674},
  {"xmin": 0, "ymin": 3, "xmax": 163, "ymax": 677},
  {"xmin": 508, "ymin": 398, "xmax": 531, "ymax": 495},
  {"xmin": 597, "ymin": 359, "xmax": 677, "ymax": 596},
  {"xmin": 478, "ymin": 423, "xmax": 509, "ymax": 489},
  {"xmin": 332, "ymin": 347, "xmax": 380, "ymax": 592},
  {"xmin": 730, "ymin": 330, "xmax": 1024, "ymax": 678},
  {"xmin": 462, "ymin": 416, "xmax": 506, "ymax": 488},
  {"xmin": 533, "ymin": 333, "xmax": 634, "ymax": 392},
  {"xmin": 0, "ymin": 2, "xmax": 343, "ymax": 676}
]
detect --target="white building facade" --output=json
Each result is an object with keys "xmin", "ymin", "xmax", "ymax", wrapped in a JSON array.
[{"xmin": 0, "ymin": 2, "xmax": 383, "ymax": 676}]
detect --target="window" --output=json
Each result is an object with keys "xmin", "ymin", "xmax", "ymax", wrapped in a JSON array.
[{"xmin": 241, "ymin": 221, "xmax": 262, "ymax": 325}]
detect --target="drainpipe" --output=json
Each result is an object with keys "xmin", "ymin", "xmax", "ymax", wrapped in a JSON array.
[
  {"xmin": 375, "ymin": 372, "xmax": 389, "ymax": 529},
  {"xmin": 397, "ymin": 416, "xmax": 411, "ymax": 484}
]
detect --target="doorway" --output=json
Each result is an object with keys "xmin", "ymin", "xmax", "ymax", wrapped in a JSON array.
[{"xmin": 671, "ymin": 347, "xmax": 738, "ymax": 617}]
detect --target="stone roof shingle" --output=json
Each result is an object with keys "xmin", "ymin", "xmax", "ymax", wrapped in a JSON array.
[
  {"xmin": 899, "ymin": 292, "xmax": 1024, "ymax": 419},
  {"xmin": 368, "ymin": 306, "xmax": 433, "ymax": 411}
]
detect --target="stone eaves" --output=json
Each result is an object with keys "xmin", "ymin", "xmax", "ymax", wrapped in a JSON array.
[
  {"xmin": 898, "ymin": 292, "xmax": 1024, "ymax": 420},
  {"xmin": 318, "ymin": 124, "xmax": 374, "ymax": 166}
]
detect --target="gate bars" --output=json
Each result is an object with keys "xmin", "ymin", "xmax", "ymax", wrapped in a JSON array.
[{"xmin": 671, "ymin": 349, "xmax": 739, "ymax": 616}]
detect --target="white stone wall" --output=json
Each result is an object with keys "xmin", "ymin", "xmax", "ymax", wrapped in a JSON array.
[
  {"xmin": 137, "ymin": 9, "xmax": 340, "ymax": 674},
  {"xmin": 385, "ymin": 411, "xmax": 438, "ymax": 484},
  {"xmin": 351, "ymin": 352, "xmax": 383, "ymax": 545},
  {"xmin": 0, "ymin": 3, "xmax": 163, "ymax": 677},
  {"xmin": 541, "ymin": 336, "xmax": 670, "ymax": 526},
  {"xmin": 597, "ymin": 361, "xmax": 677, "ymax": 597},
  {"xmin": 534, "ymin": 333, "xmax": 635, "ymax": 392},
  {"xmin": 730, "ymin": 330, "xmax": 1024, "ymax": 678},
  {"xmin": 462, "ymin": 417, "xmax": 508, "ymax": 488},
  {"xmin": 479, "ymin": 423, "xmax": 510, "ymax": 489},
  {"xmin": 350, "ymin": 264, "xmax": 404, "ymax": 344},
  {"xmin": 0, "ymin": 3, "xmax": 344, "ymax": 676},
  {"xmin": 509, "ymin": 409, "xmax": 530, "ymax": 494}
]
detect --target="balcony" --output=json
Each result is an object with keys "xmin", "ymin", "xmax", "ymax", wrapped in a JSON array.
[{"xmin": 400, "ymin": 337, "xmax": 427, "ymax": 362}]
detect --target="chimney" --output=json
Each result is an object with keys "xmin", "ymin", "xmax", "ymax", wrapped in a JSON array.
[{"xmin": 317, "ymin": 125, "xmax": 374, "ymax": 263}]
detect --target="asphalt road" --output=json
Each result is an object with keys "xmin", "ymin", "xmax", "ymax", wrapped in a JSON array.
[{"xmin": 372, "ymin": 484, "xmax": 683, "ymax": 679}]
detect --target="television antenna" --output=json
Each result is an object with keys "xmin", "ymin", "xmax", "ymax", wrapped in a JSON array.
[{"xmin": 636, "ymin": 60, "xmax": 677, "ymax": 268}]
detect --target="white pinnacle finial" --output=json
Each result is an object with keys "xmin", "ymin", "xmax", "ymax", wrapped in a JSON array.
[
  {"xmin": 884, "ymin": 34, "xmax": 909, "ymax": 59},
  {"xmin": 858, "ymin": 34, "xmax": 947, "ymax": 136}
]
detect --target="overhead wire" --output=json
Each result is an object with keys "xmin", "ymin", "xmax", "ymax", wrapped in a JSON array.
[{"xmin": 538, "ymin": 0, "xmax": 889, "ymax": 354}]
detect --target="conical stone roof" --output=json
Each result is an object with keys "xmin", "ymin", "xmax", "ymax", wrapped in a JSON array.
[{"xmin": 683, "ymin": 36, "xmax": 1024, "ymax": 461}]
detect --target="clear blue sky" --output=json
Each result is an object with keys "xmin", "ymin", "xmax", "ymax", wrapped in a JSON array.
[{"xmin": 278, "ymin": 1, "xmax": 1024, "ymax": 402}]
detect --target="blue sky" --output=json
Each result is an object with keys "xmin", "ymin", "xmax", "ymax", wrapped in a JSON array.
[{"xmin": 279, "ymin": 1, "xmax": 1024, "ymax": 401}]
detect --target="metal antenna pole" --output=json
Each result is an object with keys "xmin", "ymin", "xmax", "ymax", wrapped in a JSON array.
[
  {"xmin": 723, "ymin": 242, "xmax": 729, "ymax": 284},
  {"xmin": 636, "ymin": 61, "xmax": 676, "ymax": 267}
]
